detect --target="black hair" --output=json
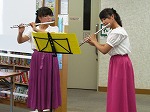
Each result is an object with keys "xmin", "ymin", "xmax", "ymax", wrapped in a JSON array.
[
  {"xmin": 35, "ymin": 7, "xmax": 53, "ymax": 23},
  {"xmin": 99, "ymin": 8, "xmax": 122, "ymax": 27}
]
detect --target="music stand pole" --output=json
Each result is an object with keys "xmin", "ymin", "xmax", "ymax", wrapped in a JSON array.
[{"xmin": 47, "ymin": 33, "xmax": 57, "ymax": 112}]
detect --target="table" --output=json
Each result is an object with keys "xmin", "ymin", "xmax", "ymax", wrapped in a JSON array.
[{"xmin": 0, "ymin": 71, "xmax": 22, "ymax": 112}]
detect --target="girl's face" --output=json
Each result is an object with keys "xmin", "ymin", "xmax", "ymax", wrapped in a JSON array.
[
  {"xmin": 101, "ymin": 18, "xmax": 110, "ymax": 26},
  {"xmin": 101, "ymin": 15, "xmax": 115, "ymax": 28},
  {"xmin": 39, "ymin": 15, "xmax": 53, "ymax": 23}
]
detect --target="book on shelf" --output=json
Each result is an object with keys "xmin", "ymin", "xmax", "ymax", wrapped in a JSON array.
[{"xmin": 14, "ymin": 85, "xmax": 28, "ymax": 103}]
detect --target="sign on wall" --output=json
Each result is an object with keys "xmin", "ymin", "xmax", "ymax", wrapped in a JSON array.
[{"xmin": 100, "ymin": 24, "xmax": 110, "ymax": 37}]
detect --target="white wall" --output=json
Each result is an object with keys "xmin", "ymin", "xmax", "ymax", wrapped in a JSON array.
[
  {"xmin": 99, "ymin": 0, "xmax": 150, "ymax": 89},
  {"xmin": 0, "ymin": 0, "xmax": 36, "ymax": 53}
]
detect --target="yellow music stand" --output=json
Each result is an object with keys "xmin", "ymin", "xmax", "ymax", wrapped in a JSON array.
[{"xmin": 32, "ymin": 32, "xmax": 81, "ymax": 54}]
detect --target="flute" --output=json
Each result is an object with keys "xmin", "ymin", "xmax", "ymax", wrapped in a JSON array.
[
  {"xmin": 79, "ymin": 23, "xmax": 110, "ymax": 47},
  {"xmin": 10, "ymin": 21, "xmax": 55, "ymax": 28}
]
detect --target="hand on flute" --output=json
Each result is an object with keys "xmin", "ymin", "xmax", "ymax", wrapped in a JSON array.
[
  {"xmin": 30, "ymin": 22, "xmax": 46, "ymax": 32},
  {"xmin": 18, "ymin": 22, "xmax": 37, "ymax": 33},
  {"xmin": 84, "ymin": 34, "xmax": 97, "ymax": 46},
  {"xmin": 18, "ymin": 23, "xmax": 25, "ymax": 34},
  {"xmin": 80, "ymin": 23, "xmax": 110, "ymax": 46},
  {"xmin": 30, "ymin": 22, "xmax": 39, "ymax": 32}
]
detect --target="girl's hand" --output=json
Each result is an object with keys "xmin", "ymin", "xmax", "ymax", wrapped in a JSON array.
[
  {"xmin": 89, "ymin": 34, "xmax": 97, "ymax": 42},
  {"xmin": 84, "ymin": 34, "xmax": 97, "ymax": 46},
  {"xmin": 30, "ymin": 22, "xmax": 39, "ymax": 32},
  {"xmin": 18, "ymin": 23, "xmax": 25, "ymax": 34}
]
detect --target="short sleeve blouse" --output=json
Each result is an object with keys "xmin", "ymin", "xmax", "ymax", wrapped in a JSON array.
[{"xmin": 106, "ymin": 27, "xmax": 131, "ymax": 56}]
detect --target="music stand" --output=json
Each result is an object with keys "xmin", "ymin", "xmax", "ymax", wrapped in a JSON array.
[
  {"xmin": 32, "ymin": 32, "xmax": 81, "ymax": 54},
  {"xmin": 32, "ymin": 32, "xmax": 81, "ymax": 112}
]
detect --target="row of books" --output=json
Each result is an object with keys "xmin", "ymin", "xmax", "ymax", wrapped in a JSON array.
[
  {"xmin": 0, "ymin": 50, "xmax": 63, "ymax": 69},
  {"xmin": 15, "ymin": 70, "xmax": 29, "ymax": 84},
  {"xmin": 0, "ymin": 86, "xmax": 28, "ymax": 103},
  {"xmin": 0, "ymin": 50, "xmax": 31, "ymax": 66}
]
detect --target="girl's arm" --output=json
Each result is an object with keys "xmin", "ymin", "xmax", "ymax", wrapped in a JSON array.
[
  {"xmin": 93, "ymin": 42, "xmax": 112, "ymax": 54},
  {"xmin": 85, "ymin": 34, "xmax": 112, "ymax": 54},
  {"xmin": 17, "ymin": 24, "xmax": 30, "ymax": 44}
]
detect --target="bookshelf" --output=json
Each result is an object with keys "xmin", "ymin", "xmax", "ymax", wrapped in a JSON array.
[
  {"xmin": 0, "ymin": 50, "xmax": 31, "ymax": 108},
  {"xmin": 0, "ymin": 50, "xmax": 68, "ymax": 112}
]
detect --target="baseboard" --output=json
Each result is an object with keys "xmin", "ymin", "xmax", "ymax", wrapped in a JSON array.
[
  {"xmin": 98, "ymin": 86, "xmax": 150, "ymax": 95},
  {"xmin": 68, "ymin": 88, "xmax": 96, "ymax": 91}
]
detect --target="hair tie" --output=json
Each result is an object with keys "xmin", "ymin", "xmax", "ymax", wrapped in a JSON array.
[
  {"xmin": 35, "ymin": 10, "xmax": 38, "ymax": 16},
  {"xmin": 112, "ymin": 8, "xmax": 116, "ymax": 13}
]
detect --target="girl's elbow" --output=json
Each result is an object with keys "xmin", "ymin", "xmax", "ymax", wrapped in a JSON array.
[
  {"xmin": 100, "ymin": 50, "xmax": 109, "ymax": 55},
  {"xmin": 17, "ymin": 40, "xmax": 21, "ymax": 44},
  {"xmin": 100, "ymin": 47, "xmax": 111, "ymax": 55},
  {"xmin": 17, "ymin": 40, "xmax": 23, "ymax": 44},
  {"xmin": 101, "ymin": 51, "xmax": 107, "ymax": 55}
]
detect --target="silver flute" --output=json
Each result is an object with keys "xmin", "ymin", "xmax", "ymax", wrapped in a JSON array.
[
  {"xmin": 79, "ymin": 23, "xmax": 110, "ymax": 47},
  {"xmin": 10, "ymin": 21, "xmax": 54, "ymax": 28}
]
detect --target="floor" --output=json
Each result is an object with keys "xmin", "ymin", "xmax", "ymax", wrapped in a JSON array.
[
  {"xmin": 67, "ymin": 89, "xmax": 150, "ymax": 112},
  {"xmin": 0, "ymin": 89, "xmax": 150, "ymax": 112}
]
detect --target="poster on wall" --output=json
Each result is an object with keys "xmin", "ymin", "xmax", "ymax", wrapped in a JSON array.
[
  {"xmin": 36, "ymin": 0, "xmax": 56, "ymax": 14},
  {"xmin": 100, "ymin": 24, "xmax": 110, "ymax": 39},
  {"xmin": 60, "ymin": 0, "xmax": 68, "ymax": 14},
  {"xmin": 44, "ymin": 0, "xmax": 55, "ymax": 16},
  {"xmin": 36, "ymin": 0, "xmax": 43, "ymax": 10}
]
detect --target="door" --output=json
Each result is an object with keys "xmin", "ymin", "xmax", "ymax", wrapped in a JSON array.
[{"xmin": 67, "ymin": 0, "xmax": 100, "ymax": 89}]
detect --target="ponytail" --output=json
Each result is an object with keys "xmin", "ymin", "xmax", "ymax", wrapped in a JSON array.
[{"xmin": 35, "ymin": 10, "xmax": 40, "ymax": 23}]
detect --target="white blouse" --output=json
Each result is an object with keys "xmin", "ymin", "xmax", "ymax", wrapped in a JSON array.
[
  {"xmin": 106, "ymin": 27, "xmax": 131, "ymax": 56},
  {"xmin": 24, "ymin": 25, "xmax": 59, "ymax": 50}
]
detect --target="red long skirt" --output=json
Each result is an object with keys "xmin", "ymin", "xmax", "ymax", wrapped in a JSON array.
[
  {"xmin": 107, "ymin": 55, "xmax": 137, "ymax": 112},
  {"xmin": 27, "ymin": 50, "xmax": 61, "ymax": 111}
]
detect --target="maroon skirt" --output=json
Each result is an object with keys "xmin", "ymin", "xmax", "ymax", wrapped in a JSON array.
[
  {"xmin": 107, "ymin": 55, "xmax": 137, "ymax": 112},
  {"xmin": 27, "ymin": 50, "xmax": 61, "ymax": 110}
]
